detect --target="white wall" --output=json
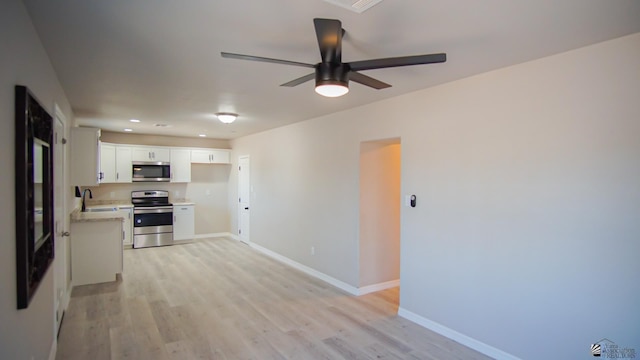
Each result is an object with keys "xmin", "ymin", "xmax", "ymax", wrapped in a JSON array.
[
  {"xmin": 230, "ymin": 33, "xmax": 640, "ymax": 359},
  {"xmin": 359, "ymin": 141, "xmax": 401, "ymax": 287},
  {"xmin": 0, "ymin": 0, "xmax": 74, "ymax": 358}
]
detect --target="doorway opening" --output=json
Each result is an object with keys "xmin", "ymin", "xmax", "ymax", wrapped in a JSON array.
[
  {"xmin": 238, "ymin": 155, "xmax": 251, "ymax": 244},
  {"xmin": 358, "ymin": 138, "xmax": 401, "ymax": 306}
]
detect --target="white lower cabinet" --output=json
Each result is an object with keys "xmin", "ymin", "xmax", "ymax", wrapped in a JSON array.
[
  {"xmin": 120, "ymin": 206, "xmax": 133, "ymax": 246},
  {"xmin": 71, "ymin": 219, "xmax": 123, "ymax": 286},
  {"xmin": 173, "ymin": 204, "xmax": 195, "ymax": 241}
]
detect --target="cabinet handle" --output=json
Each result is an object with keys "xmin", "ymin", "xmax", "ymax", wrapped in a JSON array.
[
  {"xmin": 116, "ymin": 172, "xmax": 119, "ymax": 180},
  {"xmin": 173, "ymin": 215, "xmax": 176, "ymax": 222},
  {"xmin": 122, "ymin": 230, "xmax": 125, "ymax": 240}
]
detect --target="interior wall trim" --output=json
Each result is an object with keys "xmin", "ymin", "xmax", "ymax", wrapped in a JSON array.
[
  {"xmin": 358, "ymin": 279, "xmax": 400, "ymax": 295},
  {"xmin": 193, "ymin": 233, "xmax": 233, "ymax": 240},
  {"xmin": 247, "ymin": 241, "xmax": 360, "ymax": 295},
  {"xmin": 223, "ymin": 235, "xmax": 402, "ymax": 296},
  {"xmin": 398, "ymin": 307, "xmax": 521, "ymax": 360}
]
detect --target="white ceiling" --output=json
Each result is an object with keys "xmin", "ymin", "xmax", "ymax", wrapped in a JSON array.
[{"xmin": 23, "ymin": 0, "xmax": 640, "ymax": 140}]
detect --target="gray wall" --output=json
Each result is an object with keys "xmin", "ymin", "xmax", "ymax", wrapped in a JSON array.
[
  {"xmin": 230, "ymin": 33, "xmax": 640, "ymax": 359},
  {"xmin": 1, "ymin": 0, "xmax": 74, "ymax": 358}
]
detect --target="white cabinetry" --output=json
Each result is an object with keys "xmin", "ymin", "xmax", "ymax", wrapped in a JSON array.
[
  {"xmin": 170, "ymin": 149, "xmax": 191, "ymax": 183},
  {"xmin": 99, "ymin": 143, "xmax": 116, "ymax": 183},
  {"xmin": 120, "ymin": 206, "xmax": 133, "ymax": 246},
  {"xmin": 191, "ymin": 149, "xmax": 230, "ymax": 164},
  {"xmin": 132, "ymin": 147, "xmax": 170, "ymax": 162},
  {"xmin": 99, "ymin": 143, "xmax": 132, "ymax": 183},
  {"xmin": 173, "ymin": 204, "xmax": 195, "ymax": 241},
  {"xmin": 70, "ymin": 127, "xmax": 101, "ymax": 186},
  {"xmin": 71, "ymin": 219, "xmax": 123, "ymax": 286},
  {"xmin": 115, "ymin": 147, "xmax": 133, "ymax": 182}
]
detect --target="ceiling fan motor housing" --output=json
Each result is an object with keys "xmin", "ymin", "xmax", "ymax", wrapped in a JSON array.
[{"xmin": 315, "ymin": 62, "xmax": 349, "ymax": 88}]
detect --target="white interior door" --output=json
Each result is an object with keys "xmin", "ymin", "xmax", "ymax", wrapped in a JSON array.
[
  {"xmin": 238, "ymin": 156, "xmax": 250, "ymax": 243},
  {"xmin": 53, "ymin": 107, "xmax": 68, "ymax": 335}
]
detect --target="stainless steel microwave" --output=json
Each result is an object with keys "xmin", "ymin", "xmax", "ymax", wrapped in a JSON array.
[{"xmin": 132, "ymin": 162, "xmax": 171, "ymax": 182}]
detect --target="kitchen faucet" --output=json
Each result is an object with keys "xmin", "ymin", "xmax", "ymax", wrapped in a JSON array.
[{"xmin": 81, "ymin": 188, "xmax": 93, "ymax": 212}]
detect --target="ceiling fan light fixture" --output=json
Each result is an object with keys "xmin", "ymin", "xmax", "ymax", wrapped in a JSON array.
[
  {"xmin": 315, "ymin": 82, "xmax": 349, "ymax": 97},
  {"xmin": 315, "ymin": 63, "xmax": 349, "ymax": 97},
  {"xmin": 216, "ymin": 112, "xmax": 237, "ymax": 123}
]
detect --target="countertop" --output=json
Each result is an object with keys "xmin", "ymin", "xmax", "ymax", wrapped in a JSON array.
[
  {"xmin": 172, "ymin": 199, "xmax": 195, "ymax": 206},
  {"xmin": 70, "ymin": 208, "xmax": 127, "ymax": 223},
  {"xmin": 85, "ymin": 200, "xmax": 133, "ymax": 207}
]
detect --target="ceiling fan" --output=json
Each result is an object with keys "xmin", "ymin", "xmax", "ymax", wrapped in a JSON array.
[{"xmin": 221, "ymin": 18, "xmax": 446, "ymax": 97}]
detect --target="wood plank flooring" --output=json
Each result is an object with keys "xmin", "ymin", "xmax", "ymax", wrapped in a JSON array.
[{"xmin": 56, "ymin": 237, "xmax": 493, "ymax": 360}]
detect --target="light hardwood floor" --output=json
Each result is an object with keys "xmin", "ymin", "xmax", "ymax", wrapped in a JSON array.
[{"xmin": 56, "ymin": 237, "xmax": 492, "ymax": 360}]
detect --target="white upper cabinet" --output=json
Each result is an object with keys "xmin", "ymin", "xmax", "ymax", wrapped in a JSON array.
[
  {"xmin": 170, "ymin": 149, "xmax": 191, "ymax": 183},
  {"xmin": 72, "ymin": 135, "xmax": 228, "ymax": 186},
  {"xmin": 99, "ymin": 144, "xmax": 132, "ymax": 183},
  {"xmin": 191, "ymin": 149, "xmax": 230, "ymax": 164},
  {"xmin": 132, "ymin": 147, "xmax": 170, "ymax": 162},
  {"xmin": 100, "ymin": 143, "xmax": 117, "ymax": 183},
  {"xmin": 115, "ymin": 146, "xmax": 132, "ymax": 182},
  {"xmin": 70, "ymin": 127, "xmax": 101, "ymax": 186}
]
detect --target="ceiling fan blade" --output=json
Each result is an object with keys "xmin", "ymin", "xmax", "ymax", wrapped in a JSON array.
[
  {"xmin": 349, "ymin": 71, "xmax": 391, "ymax": 90},
  {"xmin": 221, "ymin": 52, "xmax": 315, "ymax": 68},
  {"xmin": 349, "ymin": 53, "xmax": 446, "ymax": 71},
  {"xmin": 313, "ymin": 18, "xmax": 342, "ymax": 63},
  {"xmin": 280, "ymin": 73, "xmax": 316, "ymax": 87}
]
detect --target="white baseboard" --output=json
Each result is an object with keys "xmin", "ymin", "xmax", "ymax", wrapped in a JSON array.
[
  {"xmin": 48, "ymin": 337, "xmax": 57, "ymax": 360},
  {"xmin": 226, "ymin": 233, "xmax": 240, "ymax": 241},
  {"xmin": 398, "ymin": 307, "xmax": 521, "ymax": 360},
  {"xmin": 358, "ymin": 279, "xmax": 400, "ymax": 295},
  {"xmin": 248, "ymin": 242, "xmax": 360, "ymax": 296},
  {"xmin": 194, "ymin": 232, "xmax": 235, "ymax": 240},
  {"xmin": 63, "ymin": 283, "xmax": 71, "ymax": 311}
]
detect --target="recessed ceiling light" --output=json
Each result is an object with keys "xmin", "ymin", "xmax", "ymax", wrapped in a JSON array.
[
  {"xmin": 129, "ymin": 119, "xmax": 140, "ymax": 123},
  {"xmin": 124, "ymin": 128, "xmax": 133, "ymax": 132},
  {"xmin": 198, "ymin": 134, "xmax": 206, "ymax": 137}
]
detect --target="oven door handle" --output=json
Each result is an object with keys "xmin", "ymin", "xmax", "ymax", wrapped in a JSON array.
[{"xmin": 134, "ymin": 206, "xmax": 173, "ymax": 214}]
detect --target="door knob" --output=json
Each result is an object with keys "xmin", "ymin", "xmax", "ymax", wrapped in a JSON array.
[{"xmin": 61, "ymin": 231, "xmax": 70, "ymax": 237}]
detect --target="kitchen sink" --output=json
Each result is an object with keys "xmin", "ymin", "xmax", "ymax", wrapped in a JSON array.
[{"xmin": 85, "ymin": 207, "xmax": 118, "ymax": 212}]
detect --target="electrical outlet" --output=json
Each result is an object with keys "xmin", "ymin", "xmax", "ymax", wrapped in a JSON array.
[
  {"xmin": 109, "ymin": 191, "xmax": 115, "ymax": 199},
  {"xmin": 206, "ymin": 189, "xmax": 211, "ymax": 196},
  {"xmin": 311, "ymin": 246, "xmax": 315, "ymax": 256}
]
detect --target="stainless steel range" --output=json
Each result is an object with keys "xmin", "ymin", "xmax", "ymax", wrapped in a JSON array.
[{"xmin": 131, "ymin": 190, "xmax": 173, "ymax": 248}]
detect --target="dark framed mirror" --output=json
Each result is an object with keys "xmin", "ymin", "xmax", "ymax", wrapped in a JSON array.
[{"xmin": 15, "ymin": 85, "xmax": 54, "ymax": 309}]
